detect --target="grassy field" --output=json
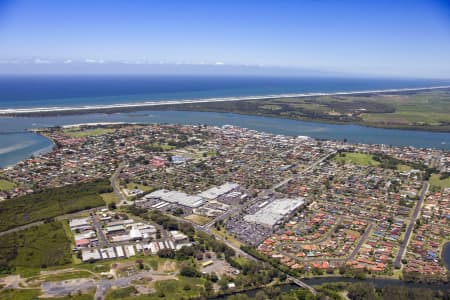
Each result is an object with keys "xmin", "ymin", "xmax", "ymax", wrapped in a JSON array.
[
  {"xmin": 0, "ymin": 289, "xmax": 41, "ymax": 300},
  {"xmin": 428, "ymin": 174, "xmax": 450, "ymax": 191},
  {"xmin": 101, "ymin": 192, "xmax": 120, "ymax": 204},
  {"xmin": 184, "ymin": 214, "xmax": 211, "ymax": 225},
  {"xmin": 0, "ymin": 221, "xmax": 72, "ymax": 271},
  {"xmin": 333, "ymin": 152, "xmax": 380, "ymax": 166},
  {"xmin": 125, "ymin": 182, "xmax": 154, "ymax": 192},
  {"xmin": 105, "ymin": 276, "xmax": 206, "ymax": 300},
  {"xmin": 150, "ymin": 88, "xmax": 450, "ymax": 132},
  {"xmin": 397, "ymin": 164, "xmax": 412, "ymax": 172},
  {"xmin": 0, "ymin": 179, "xmax": 109, "ymax": 232},
  {"xmin": 64, "ymin": 127, "xmax": 116, "ymax": 137},
  {"xmin": 0, "ymin": 179, "xmax": 16, "ymax": 191},
  {"xmin": 0, "ymin": 289, "xmax": 94, "ymax": 300}
]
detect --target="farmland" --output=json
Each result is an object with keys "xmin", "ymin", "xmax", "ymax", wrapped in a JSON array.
[{"xmin": 149, "ymin": 88, "xmax": 450, "ymax": 132}]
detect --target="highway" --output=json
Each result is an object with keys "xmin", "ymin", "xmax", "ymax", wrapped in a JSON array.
[{"xmin": 394, "ymin": 182, "xmax": 429, "ymax": 268}]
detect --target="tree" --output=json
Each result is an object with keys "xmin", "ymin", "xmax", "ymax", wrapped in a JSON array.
[
  {"xmin": 204, "ymin": 280, "xmax": 213, "ymax": 294},
  {"xmin": 218, "ymin": 276, "xmax": 229, "ymax": 291},
  {"xmin": 108, "ymin": 202, "xmax": 117, "ymax": 210},
  {"xmin": 179, "ymin": 264, "xmax": 200, "ymax": 277},
  {"xmin": 157, "ymin": 248, "xmax": 175, "ymax": 259},
  {"xmin": 254, "ymin": 291, "xmax": 269, "ymax": 300},
  {"xmin": 348, "ymin": 283, "xmax": 378, "ymax": 300}
]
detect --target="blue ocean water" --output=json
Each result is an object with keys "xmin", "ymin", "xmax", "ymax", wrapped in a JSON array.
[
  {"xmin": 0, "ymin": 132, "xmax": 54, "ymax": 168},
  {"xmin": 0, "ymin": 75, "xmax": 449, "ymax": 168},
  {"xmin": 0, "ymin": 75, "xmax": 449, "ymax": 108}
]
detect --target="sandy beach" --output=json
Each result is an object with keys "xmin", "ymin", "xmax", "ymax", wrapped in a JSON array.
[{"xmin": 1, "ymin": 85, "xmax": 449, "ymax": 116}]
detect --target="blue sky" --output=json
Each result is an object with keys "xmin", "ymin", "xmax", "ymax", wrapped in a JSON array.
[{"xmin": 0, "ymin": 0, "xmax": 450, "ymax": 78}]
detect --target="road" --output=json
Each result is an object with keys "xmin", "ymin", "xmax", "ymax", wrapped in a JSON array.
[
  {"xmin": 110, "ymin": 164, "xmax": 130, "ymax": 206},
  {"xmin": 271, "ymin": 151, "xmax": 336, "ymax": 192},
  {"xmin": 91, "ymin": 215, "xmax": 110, "ymax": 247},
  {"xmin": 348, "ymin": 223, "xmax": 374, "ymax": 260},
  {"xmin": 394, "ymin": 182, "xmax": 429, "ymax": 268}
]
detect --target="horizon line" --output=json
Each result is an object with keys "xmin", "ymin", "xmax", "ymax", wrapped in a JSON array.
[{"xmin": 1, "ymin": 85, "xmax": 449, "ymax": 116}]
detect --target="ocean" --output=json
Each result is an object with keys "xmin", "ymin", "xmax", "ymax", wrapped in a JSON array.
[
  {"xmin": 1, "ymin": 75, "xmax": 449, "ymax": 108},
  {"xmin": 0, "ymin": 75, "xmax": 449, "ymax": 168}
]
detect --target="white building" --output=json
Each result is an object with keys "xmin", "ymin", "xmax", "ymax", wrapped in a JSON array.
[{"xmin": 244, "ymin": 197, "xmax": 305, "ymax": 227}]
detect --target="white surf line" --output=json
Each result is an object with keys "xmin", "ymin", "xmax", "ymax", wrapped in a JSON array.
[{"xmin": 1, "ymin": 85, "xmax": 449, "ymax": 115}]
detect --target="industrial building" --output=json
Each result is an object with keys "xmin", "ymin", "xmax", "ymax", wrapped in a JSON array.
[
  {"xmin": 145, "ymin": 189, "xmax": 205, "ymax": 208},
  {"xmin": 244, "ymin": 197, "xmax": 305, "ymax": 227},
  {"xmin": 198, "ymin": 182, "xmax": 239, "ymax": 200}
]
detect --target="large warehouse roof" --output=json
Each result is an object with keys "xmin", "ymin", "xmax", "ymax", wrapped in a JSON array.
[
  {"xmin": 244, "ymin": 197, "xmax": 305, "ymax": 227},
  {"xmin": 146, "ymin": 189, "xmax": 205, "ymax": 208},
  {"xmin": 198, "ymin": 182, "xmax": 239, "ymax": 199}
]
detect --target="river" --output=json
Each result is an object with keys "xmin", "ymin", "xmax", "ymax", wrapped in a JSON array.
[
  {"xmin": 213, "ymin": 277, "xmax": 450, "ymax": 299},
  {"xmin": 0, "ymin": 110, "xmax": 449, "ymax": 168},
  {"xmin": 442, "ymin": 242, "xmax": 450, "ymax": 272}
]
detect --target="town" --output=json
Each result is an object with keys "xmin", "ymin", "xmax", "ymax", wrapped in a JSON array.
[{"xmin": 0, "ymin": 123, "xmax": 449, "ymax": 299}]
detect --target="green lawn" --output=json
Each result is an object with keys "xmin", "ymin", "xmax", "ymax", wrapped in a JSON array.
[
  {"xmin": 0, "ymin": 179, "xmax": 16, "ymax": 191},
  {"xmin": 126, "ymin": 182, "xmax": 154, "ymax": 192},
  {"xmin": 397, "ymin": 164, "xmax": 412, "ymax": 172},
  {"xmin": 101, "ymin": 192, "xmax": 120, "ymax": 204},
  {"xmin": 428, "ymin": 173, "xmax": 450, "ymax": 191},
  {"xmin": 0, "ymin": 179, "xmax": 109, "ymax": 232},
  {"xmin": 64, "ymin": 128, "xmax": 116, "ymax": 137},
  {"xmin": 333, "ymin": 152, "xmax": 380, "ymax": 166},
  {"xmin": 0, "ymin": 289, "xmax": 95, "ymax": 300},
  {"xmin": 0, "ymin": 289, "xmax": 41, "ymax": 300},
  {"xmin": 0, "ymin": 221, "xmax": 72, "ymax": 272}
]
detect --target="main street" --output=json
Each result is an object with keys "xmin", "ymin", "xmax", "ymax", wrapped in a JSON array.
[
  {"xmin": 110, "ymin": 163, "xmax": 131, "ymax": 206},
  {"xmin": 394, "ymin": 182, "xmax": 429, "ymax": 268}
]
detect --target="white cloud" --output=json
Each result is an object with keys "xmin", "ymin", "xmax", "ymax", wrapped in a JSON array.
[
  {"xmin": 64, "ymin": 59, "xmax": 73, "ymax": 64},
  {"xmin": 34, "ymin": 58, "xmax": 50, "ymax": 64},
  {"xmin": 215, "ymin": 61, "xmax": 225, "ymax": 65},
  {"xmin": 85, "ymin": 58, "xmax": 105, "ymax": 64}
]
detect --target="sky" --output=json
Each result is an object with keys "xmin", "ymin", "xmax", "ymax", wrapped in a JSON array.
[{"xmin": 0, "ymin": 0, "xmax": 450, "ymax": 78}]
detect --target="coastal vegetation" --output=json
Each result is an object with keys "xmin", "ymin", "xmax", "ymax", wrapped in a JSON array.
[
  {"xmin": 0, "ymin": 179, "xmax": 110, "ymax": 232},
  {"xmin": 0, "ymin": 221, "xmax": 72, "ymax": 274},
  {"xmin": 148, "ymin": 88, "xmax": 450, "ymax": 132}
]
